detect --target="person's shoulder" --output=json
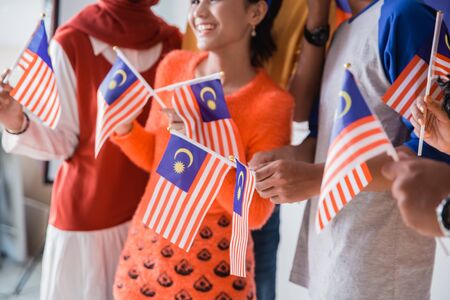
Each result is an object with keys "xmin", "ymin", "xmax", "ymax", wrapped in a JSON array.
[
  {"xmin": 53, "ymin": 25, "xmax": 88, "ymax": 46},
  {"xmin": 380, "ymin": 0, "xmax": 434, "ymax": 24}
]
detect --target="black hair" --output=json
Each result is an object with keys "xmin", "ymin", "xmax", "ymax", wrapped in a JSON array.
[
  {"xmin": 247, "ymin": 0, "xmax": 282, "ymax": 67},
  {"xmin": 437, "ymin": 74, "xmax": 450, "ymax": 119}
]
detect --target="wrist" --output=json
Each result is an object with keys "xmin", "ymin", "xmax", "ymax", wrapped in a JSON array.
[
  {"xmin": 5, "ymin": 112, "xmax": 29, "ymax": 135},
  {"xmin": 436, "ymin": 196, "xmax": 450, "ymax": 237},
  {"xmin": 306, "ymin": 16, "xmax": 329, "ymax": 29}
]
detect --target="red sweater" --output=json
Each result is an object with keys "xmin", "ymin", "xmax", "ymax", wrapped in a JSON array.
[{"xmin": 49, "ymin": 27, "xmax": 180, "ymax": 231}]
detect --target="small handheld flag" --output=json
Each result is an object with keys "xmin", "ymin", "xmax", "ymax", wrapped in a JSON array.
[
  {"xmin": 317, "ymin": 66, "xmax": 398, "ymax": 232},
  {"xmin": 140, "ymin": 130, "xmax": 233, "ymax": 252},
  {"xmin": 95, "ymin": 52, "xmax": 151, "ymax": 157},
  {"xmin": 229, "ymin": 158, "xmax": 256, "ymax": 277},
  {"xmin": 9, "ymin": 19, "xmax": 61, "ymax": 129},
  {"xmin": 382, "ymin": 16, "xmax": 448, "ymax": 122},
  {"xmin": 170, "ymin": 75, "xmax": 245, "ymax": 160},
  {"xmin": 419, "ymin": 12, "xmax": 449, "ymax": 156}
]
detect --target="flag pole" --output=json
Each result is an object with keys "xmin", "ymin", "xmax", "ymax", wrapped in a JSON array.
[
  {"xmin": 169, "ymin": 128, "xmax": 236, "ymax": 168},
  {"xmin": 418, "ymin": 11, "xmax": 444, "ymax": 156},
  {"xmin": 154, "ymin": 72, "xmax": 224, "ymax": 94},
  {"xmin": 344, "ymin": 63, "xmax": 399, "ymax": 162},
  {"xmin": 2, "ymin": 13, "xmax": 46, "ymax": 84},
  {"xmin": 112, "ymin": 47, "xmax": 167, "ymax": 109}
]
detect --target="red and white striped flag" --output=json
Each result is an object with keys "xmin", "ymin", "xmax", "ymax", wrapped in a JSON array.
[
  {"xmin": 170, "ymin": 76, "xmax": 245, "ymax": 159},
  {"xmin": 10, "ymin": 20, "xmax": 60, "ymax": 128},
  {"xmin": 230, "ymin": 158, "xmax": 256, "ymax": 277},
  {"xmin": 141, "ymin": 130, "xmax": 232, "ymax": 252},
  {"xmin": 95, "ymin": 51, "xmax": 150, "ymax": 157},
  {"xmin": 382, "ymin": 22, "xmax": 449, "ymax": 120},
  {"xmin": 317, "ymin": 68, "xmax": 397, "ymax": 232}
]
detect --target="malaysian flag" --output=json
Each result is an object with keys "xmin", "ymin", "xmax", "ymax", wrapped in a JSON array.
[
  {"xmin": 95, "ymin": 52, "xmax": 150, "ymax": 157},
  {"xmin": 229, "ymin": 158, "xmax": 256, "ymax": 277},
  {"xmin": 171, "ymin": 76, "xmax": 245, "ymax": 159},
  {"xmin": 317, "ymin": 68, "xmax": 396, "ymax": 232},
  {"xmin": 382, "ymin": 22, "xmax": 448, "ymax": 120},
  {"xmin": 141, "ymin": 130, "xmax": 232, "ymax": 251},
  {"xmin": 10, "ymin": 20, "xmax": 60, "ymax": 129}
]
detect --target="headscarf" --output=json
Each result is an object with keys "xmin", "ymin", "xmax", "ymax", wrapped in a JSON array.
[{"xmin": 63, "ymin": 0, "xmax": 179, "ymax": 49}]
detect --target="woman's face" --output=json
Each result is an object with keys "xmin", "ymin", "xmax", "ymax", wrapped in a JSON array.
[{"xmin": 188, "ymin": 0, "xmax": 255, "ymax": 52}]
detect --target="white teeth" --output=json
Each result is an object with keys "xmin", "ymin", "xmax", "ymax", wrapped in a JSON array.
[{"xmin": 196, "ymin": 24, "xmax": 215, "ymax": 32}]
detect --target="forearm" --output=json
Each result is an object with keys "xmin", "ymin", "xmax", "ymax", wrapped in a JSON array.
[
  {"xmin": 2, "ymin": 124, "xmax": 77, "ymax": 161},
  {"xmin": 290, "ymin": 6, "xmax": 329, "ymax": 121},
  {"xmin": 293, "ymin": 137, "xmax": 317, "ymax": 162},
  {"xmin": 110, "ymin": 121, "xmax": 156, "ymax": 172}
]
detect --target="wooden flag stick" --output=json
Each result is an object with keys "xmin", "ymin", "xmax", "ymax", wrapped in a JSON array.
[
  {"xmin": 2, "ymin": 13, "xmax": 46, "ymax": 84},
  {"xmin": 418, "ymin": 11, "xmax": 444, "ymax": 156},
  {"xmin": 154, "ymin": 72, "xmax": 224, "ymax": 94},
  {"xmin": 113, "ymin": 47, "xmax": 167, "ymax": 109}
]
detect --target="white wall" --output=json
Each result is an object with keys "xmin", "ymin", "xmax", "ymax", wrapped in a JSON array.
[{"xmin": 58, "ymin": 0, "xmax": 189, "ymax": 32}]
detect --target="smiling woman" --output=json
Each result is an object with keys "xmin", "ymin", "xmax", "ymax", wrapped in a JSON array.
[{"xmin": 110, "ymin": 0, "xmax": 294, "ymax": 299}]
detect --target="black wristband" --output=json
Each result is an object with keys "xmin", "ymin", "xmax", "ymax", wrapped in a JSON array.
[
  {"xmin": 5, "ymin": 112, "xmax": 30, "ymax": 135},
  {"xmin": 442, "ymin": 196, "xmax": 450, "ymax": 230},
  {"xmin": 304, "ymin": 24, "xmax": 330, "ymax": 47}
]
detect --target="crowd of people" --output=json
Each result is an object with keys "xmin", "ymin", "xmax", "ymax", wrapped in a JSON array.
[{"xmin": 0, "ymin": 0, "xmax": 449, "ymax": 299}]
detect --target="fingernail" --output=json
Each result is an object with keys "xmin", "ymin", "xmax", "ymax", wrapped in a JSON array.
[
  {"xmin": 418, "ymin": 105, "xmax": 424, "ymax": 113},
  {"xmin": 418, "ymin": 118, "xmax": 424, "ymax": 126}
]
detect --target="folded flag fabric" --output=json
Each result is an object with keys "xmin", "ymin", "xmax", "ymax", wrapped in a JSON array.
[
  {"xmin": 229, "ymin": 158, "xmax": 256, "ymax": 277},
  {"xmin": 317, "ymin": 67, "xmax": 397, "ymax": 232},
  {"xmin": 10, "ymin": 20, "xmax": 61, "ymax": 129},
  {"xmin": 141, "ymin": 130, "xmax": 233, "ymax": 252},
  {"xmin": 170, "ymin": 76, "xmax": 245, "ymax": 160},
  {"xmin": 95, "ymin": 52, "xmax": 150, "ymax": 157}
]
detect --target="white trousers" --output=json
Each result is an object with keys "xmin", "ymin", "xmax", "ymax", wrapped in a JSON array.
[{"xmin": 40, "ymin": 222, "xmax": 129, "ymax": 300}]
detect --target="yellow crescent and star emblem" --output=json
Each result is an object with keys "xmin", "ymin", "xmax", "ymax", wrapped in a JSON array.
[
  {"xmin": 445, "ymin": 33, "xmax": 450, "ymax": 51},
  {"xmin": 335, "ymin": 91, "xmax": 352, "ymax": 120},
  {"xmin": 173, "ymin": 148, "xmax": 194, "ymax": 174},
  {"xmin": 108, "ymin": 69, "xmax": 127, "ymax": 90},
  {"xmin": 200, "ymin": 86, "xmax": 218, "ymax": 111},
  {"xmin": 236, "ymin": 171, "xmax": 245, "ymax": 200}
]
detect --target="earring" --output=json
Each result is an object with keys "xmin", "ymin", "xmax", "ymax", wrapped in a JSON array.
[{"xmin": 251, "ymin": 25, "xmax": 256, "ymax": 37}]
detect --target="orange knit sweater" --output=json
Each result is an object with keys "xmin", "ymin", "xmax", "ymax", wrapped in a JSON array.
[{"xmin": 111, "ymin": 51, "xmax": 293, "ymax": 300}]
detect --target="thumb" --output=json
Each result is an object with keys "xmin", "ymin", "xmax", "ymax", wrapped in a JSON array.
[
  {"xmin": 248, "ymin": 151, "xmax": 274, "ymax": 170},
  {"xmin": 425, "ymin": 97, "xmax": 448, "ymax": 122}
]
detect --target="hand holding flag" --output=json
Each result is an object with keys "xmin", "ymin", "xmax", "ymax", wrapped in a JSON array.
[
  {"xmin": 6, "ymin": 16, "xmax": 61, "ymax": 129},
  {"xmin": 95, "ymin": 48, "xmax": 167, "ymax": 157},
  {"xmin": 168, "ymin": 74, "xmax": 246, "ymax": 160}
]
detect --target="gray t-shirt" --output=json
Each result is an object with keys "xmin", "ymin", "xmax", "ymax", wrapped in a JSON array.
[{"xmin": 290, "ymin": 1, "xmax": 435, "ymax": 299}]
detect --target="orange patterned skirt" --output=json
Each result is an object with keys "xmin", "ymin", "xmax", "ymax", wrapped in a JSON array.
[{"xmin": 113, "ymin": 210, "xmax": 256, "ymax": 300}]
